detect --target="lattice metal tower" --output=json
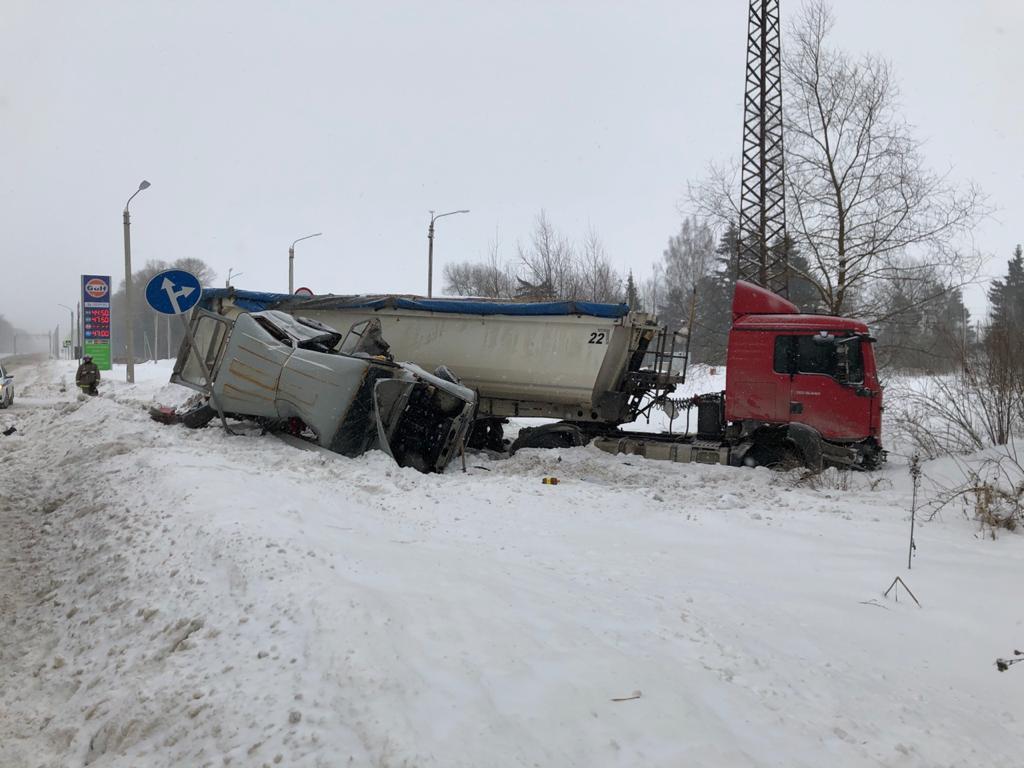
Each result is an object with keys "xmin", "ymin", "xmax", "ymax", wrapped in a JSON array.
[{"xmin": 737, "ymin": 0, "xmax": 788, "ymax": 295}]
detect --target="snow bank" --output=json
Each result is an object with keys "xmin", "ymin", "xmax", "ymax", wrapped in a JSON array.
[{"xmin": 1, "ymin": 360, "xmax": 1022, "ymax": 767}]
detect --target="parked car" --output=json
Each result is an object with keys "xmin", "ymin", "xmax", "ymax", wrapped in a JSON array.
[{"xmin": 0, "ymin": 362, "xmax": 13, "ymax": 408}]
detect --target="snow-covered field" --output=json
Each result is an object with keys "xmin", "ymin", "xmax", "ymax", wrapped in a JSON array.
[{"xmin": 1, "ymin": 359, "xmax": 1022, "ymax": 767}]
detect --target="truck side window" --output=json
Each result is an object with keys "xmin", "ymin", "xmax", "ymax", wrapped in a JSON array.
[
  {"xmin": 840, "ymin": 338, "xmax": 865, "ymax": 383},
  {"xmin": 773, "ymin": 336, "xmax": 797, "ymax": 374},
  {"xmin": 795, "ymin": 336, "xmax": 835, "ymax": 375},
  {"xmin": 772, "ymin": 335, "xmax": 864, "ymax": 382}
]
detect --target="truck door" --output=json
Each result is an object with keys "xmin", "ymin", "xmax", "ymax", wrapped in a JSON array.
[
  {"xmin": 775, "ymin": 335, "xmax": 873, "ymax": 441},
  {"xmin": 725, "ymin": 328, "xmax": 793, "ymax": 425}
]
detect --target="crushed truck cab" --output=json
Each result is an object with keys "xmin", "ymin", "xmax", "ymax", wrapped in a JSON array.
[{"xmin": 165, "ymin": 309, "xmax": 477, "ymax": 473}]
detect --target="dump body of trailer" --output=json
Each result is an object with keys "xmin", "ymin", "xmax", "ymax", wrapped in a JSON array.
[{"xmin": 201, "ymin": 290, "xmax": 680, "ymax": 424}]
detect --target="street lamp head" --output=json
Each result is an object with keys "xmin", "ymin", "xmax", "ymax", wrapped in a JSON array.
[
  {"xmin": 138, "ymin": 180, "xmax": 151, "ymax": 191},
  {"xmin": 430, "ymin": 208, "xmax": 471, "ymax": 224},
  {"xmin": 291, "ymin": 232, "xmax": 323, "ymax": 248}
]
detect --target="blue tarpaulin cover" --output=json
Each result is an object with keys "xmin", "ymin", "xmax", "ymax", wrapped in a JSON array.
[{"xmin": 201, "ymin": 288, "xmax": 630, "ymax": 319}]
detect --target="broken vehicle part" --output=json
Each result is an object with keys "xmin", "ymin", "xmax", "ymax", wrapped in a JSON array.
[{"xmin": 163, "ymin": 309, "xmax": 476, "ymax": 473}]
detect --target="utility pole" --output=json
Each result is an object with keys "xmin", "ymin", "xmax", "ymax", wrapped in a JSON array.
[{"xmin": 737, "ymin": 0, "xmax": 788, "ymax": 296}]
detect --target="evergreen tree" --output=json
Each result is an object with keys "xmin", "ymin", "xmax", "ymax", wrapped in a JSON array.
[
  {"xmin": 988, "ymin": 244, "xmax": 1024, "ymax": 334},
  {"xmin": 688, "ymin": 224, "xmax": 738, "ymax": 364},
  {"xmin": 625, "ymin": 271, "xmax": 640, "ymax": 310}
]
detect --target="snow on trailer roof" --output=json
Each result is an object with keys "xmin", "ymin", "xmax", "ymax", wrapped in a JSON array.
[{"xmin": 201, "ymin": 288, "xmax": 631, "ymax": 319}]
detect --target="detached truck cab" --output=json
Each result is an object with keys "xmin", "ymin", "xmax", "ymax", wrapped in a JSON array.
[
  {"xmin": 592, "ymin": 281, "xmax": 884, "ymax": 470},
  {"xmin": 723, "ymin": 281, "xmax": 883, "ymax": 468}
]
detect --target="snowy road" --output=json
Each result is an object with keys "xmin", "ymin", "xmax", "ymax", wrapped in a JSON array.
[{"xmin": 1, "ymin": 360, "xmax": 1022, "ymax": 767}]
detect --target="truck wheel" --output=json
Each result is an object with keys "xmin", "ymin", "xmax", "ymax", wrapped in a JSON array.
[
  {"xmin": 467, "ymin": 419, "xmax": 505, "ymax": 452},
  {"xmin": 746, "ymin": 440, "xmax": 802, "ymax": 470},
  {"xmin": 510, "ymin": 423, "xmax": 587, "ymax": 454}
]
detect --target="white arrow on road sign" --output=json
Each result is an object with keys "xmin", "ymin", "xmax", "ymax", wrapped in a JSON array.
[{"xmin": 162, "ymin": 277, "xmax": 196, "ymax": 315}]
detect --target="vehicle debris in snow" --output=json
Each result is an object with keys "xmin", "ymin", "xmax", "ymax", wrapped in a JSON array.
[{"xmin": 152, "ymin": 310, "xmax": 476, "ymax": 473}]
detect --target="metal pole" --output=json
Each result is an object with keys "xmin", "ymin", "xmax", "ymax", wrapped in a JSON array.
[
  {"xmin": 123, "ymin": 207, "xmax": 135, "ymax": 383},
  {"xmin": 58, "ymin": 304, "xmax": 74, "ymax": 359},
  {"xmin": 427, "ymin": 214, "xmax": 435, "ymax": 298},
  {"xmin": 908, "ymin": 455, "xmax": 920, "ymax": 569},
  {"xmin": 154, "ymin": 313, "xmax": 159, "ymax": 362},
  {"xmin": 76, "ymin": 302, "xmax": 81, "ymax": 360},
  {"xmin": 426, "ymin": 209, "xmax": 469, "ymax": 298},
  {"xmin": 122, "ymin": 180, "xmax": 150, "ymax": 383},
  {"xmin": 288, "ymin": 233, "xmax": 322, "ymax": 294}
]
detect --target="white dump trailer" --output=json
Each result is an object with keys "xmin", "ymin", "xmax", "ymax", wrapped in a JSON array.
[{"xmin": 200, "ymin": 290, "xmax": 686, "ymax": 429}]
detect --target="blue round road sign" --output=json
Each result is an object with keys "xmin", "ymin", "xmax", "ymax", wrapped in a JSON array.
[{"xmin": 145, "ymin": 269, "xmax": 203, "ymax": 315}]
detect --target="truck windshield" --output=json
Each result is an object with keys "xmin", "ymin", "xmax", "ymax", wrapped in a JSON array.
[{"xmin": 773, "ymin": 335, "xmax": 864, "ymax": 383}]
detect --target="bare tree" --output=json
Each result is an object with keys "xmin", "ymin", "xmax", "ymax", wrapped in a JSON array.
[
  {"xmin": 444, "ymin": 212, "xmax": 625, "ymax": 303},
  {"xmin": 688, "ymin": 1, "xmax": 986, "ymax": 320},
  {"xmin": 443, "ymin": 233, "xmax": 515, "ymax": 298},
  {"xmin": 172, "ymin": 257, "xmax": 217, "ymax": 287},
  {"xmin": 783, "ymin": 1, "xmax": 986, "ymax": 315},
  {"xmin": 517, "ymin": 210, "xmax": 580, "ymax": 300},
  {"xmin": 579, "ymin": 228, "xmax": 621, "ymax": 302}
]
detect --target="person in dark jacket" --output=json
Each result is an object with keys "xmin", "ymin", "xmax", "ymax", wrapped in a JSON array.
[{"xmin": 75, "ymin": 355, "xmax": 101, "ymax": 396}]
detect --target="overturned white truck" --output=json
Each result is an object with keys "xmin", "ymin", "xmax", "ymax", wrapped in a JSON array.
[{"xmin": 163, "ymin": 308, "xmax": 477, "ymax": 473}]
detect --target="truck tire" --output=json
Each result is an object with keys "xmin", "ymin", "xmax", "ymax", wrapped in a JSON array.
[
  {"xmin": 510, "ymin": 423, "xmax": 587, "ymax": 454},
  {"xmin": 179, "ymin": 403, "xmax": 217, "ymax": 429},
  {"xmin": 468, "ymin": 419, "xmax": 506, "ymax": 452}
]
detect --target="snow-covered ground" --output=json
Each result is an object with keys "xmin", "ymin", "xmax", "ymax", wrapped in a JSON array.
[{"xmin": 1, "ymin": 359, "xmax": 1022, "ymax": 767}]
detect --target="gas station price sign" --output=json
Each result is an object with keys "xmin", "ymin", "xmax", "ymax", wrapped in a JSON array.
[{"xmin": 81, "ymin": 274, "xmax": 112, "ymax": 369}]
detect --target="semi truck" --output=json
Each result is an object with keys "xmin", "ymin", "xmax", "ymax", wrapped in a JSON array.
[{"xmin": 198, "ymin": 281, "xmax": 884, "ymax": 470}]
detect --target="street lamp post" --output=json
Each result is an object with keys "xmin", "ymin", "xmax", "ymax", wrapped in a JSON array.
[
  {"xmin": 427, "ymin": 209, "xmax": 469, "ymax": 298},
  {"xmin": 57, "ymin": 304, "xmax": 74, "ymax": 360},
  {"xmin": 123, "ymin": 180, "xmax": 151, "ymax": 383},
  {"xmin": 289, "ymin": 233, "xmax": 322, "ymax": 294}
]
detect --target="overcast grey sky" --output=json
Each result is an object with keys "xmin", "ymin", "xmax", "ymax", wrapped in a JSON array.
[{"xmin": 2, "ymin": 0, "xmax": 1021, "ymax": 334}]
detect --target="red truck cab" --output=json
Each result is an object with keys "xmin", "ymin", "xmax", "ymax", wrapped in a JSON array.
[{"xmin": 725, "ymin": 281, "xmax": 883, "ymax": 467}]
